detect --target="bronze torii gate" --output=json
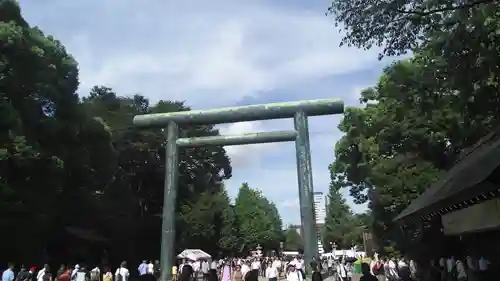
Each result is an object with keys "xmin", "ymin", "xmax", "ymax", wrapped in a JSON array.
[{"xmin": 133, "ymin": 98, "xmax": 344, "ymax": 281}]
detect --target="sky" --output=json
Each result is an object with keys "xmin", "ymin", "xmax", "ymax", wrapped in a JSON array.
[{"xmin": 20, "ymin": 0, "xmax": 393, "ymax": 225}]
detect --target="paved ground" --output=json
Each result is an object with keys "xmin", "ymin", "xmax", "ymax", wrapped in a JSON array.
[
  {"xmin": 257, "ymin": 273, "xmax": 361, "ymax": 281},
  {"xmin": 257, "ymin": 273, "xmax": 340, "ymax": 281}
]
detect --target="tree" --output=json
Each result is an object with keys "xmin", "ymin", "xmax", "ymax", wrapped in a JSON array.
[
  {"xmin": 234, "ymin": 183, "xmax": 283, "ymax": 252},
  {"xmin": 327, "ymin": 0, "xmax": 500, "ymax": 140},
  {"xmin": 0, "ymin": 0, "xmax": 117, "ymax": 263},
  {"xmin": 283, "ymin": 227, "xmax": 303, "ymax": 251},
  {"xmin": 0, "ymin": 0, "xmax": 236, "ymax": 261},
  {"xmin": 214, "ymin": 186, "xmax": 240, "ymax": 254},
  {"xmin": 1, "ymin": 0, "xmax": 295, "ymax": 265},
  {"xmin": 322, "ymin": 184, "xmax": 365, "ymax": 249},
  {"xmin": 329, "ymin": 58, "xmax": 500, "ymax": 253},
  {"xmin": 327, "ymin": 0, "xmax": 500, "ymax": 58},
  {"xmin": 80, "ymin": 86, "xmax": 234, "ymax": 260}
]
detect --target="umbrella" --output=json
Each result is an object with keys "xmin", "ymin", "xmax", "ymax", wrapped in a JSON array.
[{"xmin": 177, "ymin": 249, "xmax": 211, "ymax": 261}]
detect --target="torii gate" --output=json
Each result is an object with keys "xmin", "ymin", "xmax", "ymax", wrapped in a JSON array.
[{"xmin": 133, "ymin": 98, "xmax": 344, "ymax": 281}]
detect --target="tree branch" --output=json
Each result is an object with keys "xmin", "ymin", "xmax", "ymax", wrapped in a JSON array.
[{"xmin": 395, "ymin": 0, "xmax": 496, "ymax": 17}]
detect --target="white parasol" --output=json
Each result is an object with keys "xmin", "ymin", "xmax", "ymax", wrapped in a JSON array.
[{"xmin": 177, "ymin": 249, "xmax": 211, "ymax": 261}]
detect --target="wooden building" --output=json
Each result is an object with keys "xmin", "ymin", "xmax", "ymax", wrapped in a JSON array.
[{"xmin": 395, "ymin": 129, "xmax": 500, "ymax": 259}]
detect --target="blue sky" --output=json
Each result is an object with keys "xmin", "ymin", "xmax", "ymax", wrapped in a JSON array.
[{"xmin": 20, "ymin": 0, "xmax": 393, "ymax": 224}]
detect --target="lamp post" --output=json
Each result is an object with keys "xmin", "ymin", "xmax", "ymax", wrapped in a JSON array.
[
  {"xmin": 330, "ymin": 241, "xmax": 337, "ymax": 253},
  {"xmin": 256, "ymin": 244, "xmax": 263, "ymax": 257}
]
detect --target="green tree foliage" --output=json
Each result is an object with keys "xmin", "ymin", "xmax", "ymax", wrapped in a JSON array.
[
  {"xmin": 0, "ymin": 0, "xmax": 116, "ymax": 261},
  {"xmin": 327, "ymin": 0, "xmax": 499, "ymax": 58},
  {"xmin": 322, "ymin": 185, "xmax": 369, "ymax": 249},
  {"xmin": 0, "ymin": 0, "xmax": 257, "ymax": 264},
  {"xmin": 283, "ymin": 227, "xmax": 303, "ymax": 251},
  {"xmin": 235, "ymin": 183, "xmax": 283, "ymax": 251},
  {"xmin": 215, "ymin": 186, "xmax": 240, "ymax": 254},
  {"xmin": 328, "ymin": 0, "xmax": 500, "ymax": 253}
]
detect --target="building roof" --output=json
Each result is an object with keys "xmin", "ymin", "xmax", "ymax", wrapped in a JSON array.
[{"xmin": 395, "ymin": 129, "xmax": 500, "ymax": 221}]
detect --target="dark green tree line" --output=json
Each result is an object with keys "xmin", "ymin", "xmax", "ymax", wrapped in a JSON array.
[{"xmin": 0, "ymin": 0, "xmax": 286, "ymax": 266}]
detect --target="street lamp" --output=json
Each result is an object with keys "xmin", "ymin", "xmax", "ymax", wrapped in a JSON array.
[
  {"xmin": 330, "ymin": 241, "xmax": 337, "ymax": 253},
  {"xmin": 256, "ymin": 244, "xmax": 263, "ymax": 257}
]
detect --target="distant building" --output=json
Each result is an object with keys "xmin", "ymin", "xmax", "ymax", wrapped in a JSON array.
[{"xmin": 313, "ymin": 192, "xmax": 326, "ymax": 254}]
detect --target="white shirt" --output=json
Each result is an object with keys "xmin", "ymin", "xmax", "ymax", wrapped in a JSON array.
[
  {"xmin": 286, "ymin": 270, "xmax": 303, "ymax": 281},
  {"xmin": 210, "ymin": 261, "xmax": 217, "ymax": 270},
  {"xmin": 202, "ymin": 261, "xmax": 209, "ymax": 274},
  {"xmin": 409, "ymin": 260, "xmax": 417, "ymax": 274},
  {"xmin": 295, "ymin": 260, "xmax": 304, "ymax": 270},
  {"xmin": 241, "ymin": 264, "xmax": 250, "ymax": 277},
  {"xmin": 388, "ymin": 261, "xmax": 399, "ymax": 279},
  {"xmin": 446, "ymin": 258, "xmax": 455, "ymax": 272},
  {"xmin": 337, "ymin": 264, "xmax": 348, "ymax": 278},
  {"xmin": 115, "ymin": 267, "xmax": 130, "ymax": 281},
  {"xmin": 478, "ymin": 257, "xmax": 490, "ymax": 271},
  {"xmin": 147, "ymin": 263, "xmax": 154, "ymax": 274},
  {"xmin": 456, "ymin": 261, "xmax": 467, "ymax": 279},
  {"xmin": 76, "ymin": 272, "xmax": 86, "ymax": 281},
  {"xmin": 251, "ymin": 262, "xmax": 260, "ymax": 270},
  {"xmin": 37, "ymin": 269, "xmax": 46, "ymax": 281},
  {"xmin": 265, "ymin": 267, "xmax": 277, "ymax": 279},
  {"xmin": 91, "ymin": 268, "xmax": 101, "ymax": 279},
  {"xmin": 192, "ymin": 262, "xmax": 200, "ymax": 273},
  {"xmin": 466, "ymin": 256, "xmax": 476, "ymax": 270}
]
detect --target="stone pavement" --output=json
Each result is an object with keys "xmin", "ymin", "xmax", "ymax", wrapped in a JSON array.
[
  {"xmin": 257, "ymin": 274, "xmax": 342, "ymax": 281},
  {"xmin": 257, "ymin": 274, "xmax": 361, "ymax": 281}
]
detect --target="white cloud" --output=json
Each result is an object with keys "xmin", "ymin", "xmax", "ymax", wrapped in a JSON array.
[
  {"xmin": 20, "ymin": 0, "xmax": 382, "ymax": 108},
  {"xmin": 280, "ymin": 199, "xmax": 300, "ymax": 208},
  {"xmin": 218, "ymin": 121, "xmax": 277, "ymax": 167},
  {"xmin": 19, "ymin": 0, "xmax": 379, "ymax": 224}
]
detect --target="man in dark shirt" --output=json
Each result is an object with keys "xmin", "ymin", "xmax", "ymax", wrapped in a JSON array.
[
  {"xmin": 42, "ymin": 266, "xmax": 52, "ymax": 281},
  {"xmin": 310, "ymin": 262, "xmax": 323, "ymax": 281},
  {"xmin": 360, "ymin": 263, "xmax": 377, "ymax": 281},
  {"xmin": 16, "ymin": 266, "xmax": 29, "ymax": 281}
]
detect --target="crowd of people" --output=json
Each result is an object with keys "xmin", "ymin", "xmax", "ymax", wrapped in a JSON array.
[
  {"xmin": 2, "ymin": 252, "xmax": 494, "ymax": 281},
  {"xmin": 174, "ymin": 256, "xmax": 309, "ymax": 281}
]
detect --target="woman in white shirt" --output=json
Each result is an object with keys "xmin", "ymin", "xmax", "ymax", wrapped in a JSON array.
[{"xmin": 286, "ymin": 265, "xmax": 303, "ymax": 281}]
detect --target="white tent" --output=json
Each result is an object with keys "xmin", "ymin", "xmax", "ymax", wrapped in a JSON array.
[{"xmin": 177, "ymin": 249, "xmax": 211, "ymax": 261}]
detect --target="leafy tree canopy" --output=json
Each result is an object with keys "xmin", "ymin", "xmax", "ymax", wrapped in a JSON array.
[
  {"xmin": 235, "ymin": 183, "xmax": 283, "ymax": 251},
  {"xmin": 283, "ymin": 227, "xmax": 303, "ymax": 252},
  {"xmin": 327, "ymin": 0, "xmax": 499, "ymax": 58},
  {"xmin": 0, "ymin": 0, "xmax": 254, "ymax": 264}
]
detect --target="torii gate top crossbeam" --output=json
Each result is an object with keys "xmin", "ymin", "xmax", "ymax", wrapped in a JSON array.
[{"xmin": 133, "ymin": 98, "xmax": 344, "ymax": 127}]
